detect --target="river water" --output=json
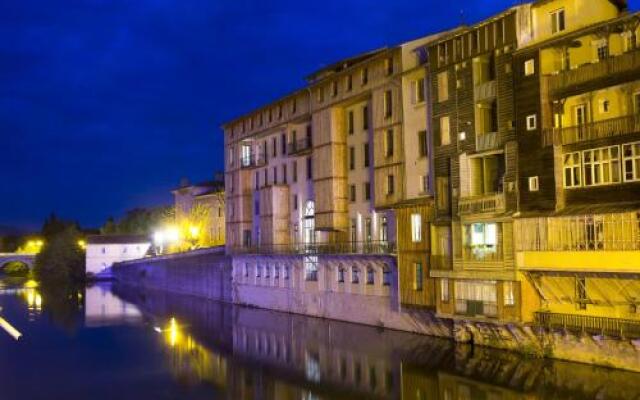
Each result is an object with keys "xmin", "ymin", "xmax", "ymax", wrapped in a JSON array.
[{"xmin": 1, "ymin": 279, "xmax": 640, "ymax": 400}]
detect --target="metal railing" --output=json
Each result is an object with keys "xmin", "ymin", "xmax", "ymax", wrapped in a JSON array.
[
  {"xmin": 534, "ymin": 311, "xmax": 640, "ymax": 338},
  {"xmin": 474, "ymin": 80, "xmax": 497, "ymax": 102},
  {"xmin": 458, "ymin": 192, "xmax": 505, "ymax": 215},
  {"xmin": 229, "ymin": 241, "xmax": 396, "ymax": 255},
  {"xmin": 240, "ymin": 151, "xmax": 267, "ymax": 168},
  {"xmin": 547, "ymin": 49, "xmax": 640, "ymax": 95},
  {"xmin": 287, "ymin": 137, "xmax": 313, "ymax": 155},
  {"xmin": 462, "ymin": 245, "xmax": 503, "ymax": 263},
  {"xmin": 514, "ymin": 213, "xmax": 640, "ymax": 252},
  {"xmin": 543, "ymin": 114, "xmax": 640, "ymax": 146},
  {"xmin": 475, "ymin": 131, "xmax": 499, "ymax": 152}
]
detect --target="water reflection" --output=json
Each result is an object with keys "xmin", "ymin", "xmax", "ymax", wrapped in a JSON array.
[{"xmin": 3, "ymin": 279, "xmax": 640, "ymax": 400}]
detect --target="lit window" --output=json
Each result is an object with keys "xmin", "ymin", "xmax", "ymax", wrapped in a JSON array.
[
  {"xmin": 467, "ymin": 223, "xmax": 498, "ymax": 259},
  {"xmin": 582, "ymin": 145, "xmax": 620, "ymax": 186},
  {"xmin": 440, "ymin": 116, "xmax": 451, "ymax": 146},
  {"xmin": 440, "ymin": 278, "xmax": 449, "ymax": 302},
  {"xmin": 414, "ymin": 263, "xmax": 423, "ymax": 291},
  {"xmin": 411, "ymin": 78, "xmax": 426, "ymax": 104},
  {"xmin": 504, "ymin": 281, "xmax": 515, "ymax": 306},
  {"xmin": 526, "ymin": 114, "xmax": 537, "ymax": 131},
  {"xmin": 528, "ymin": 176, "xmax": 539, "ymax": 192},
  {"xmin": 563, "ymin": 152, "xmax": 582, "ymax": 188},
  {"xmin": 524, "ymin": 59, "xmax": 535, "ymax": 76},
  {"xmin": 550, "ymin": 8, "xmax": 565, "ymax": 34},
  {"xmin": 437, "ymin": 71, "xmax": 449, "ymax": 102},
  {"xmin": 411, "ymin": 214, "xmax": 422, "ymax": 242},
  {"xmin": 623, "ymin": 141, "xmax": 640, "ymax": 182},
  {"xmin": 304, "ymin": 256, "xmax": 318, "ymax": 281}
]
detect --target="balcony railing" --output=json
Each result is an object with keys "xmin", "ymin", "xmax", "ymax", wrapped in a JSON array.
[
  {"xmin": 473, "ymin": 80, "xmax": 496, "ymax": 102},
  {"xmin": 240, "ymin": 152, "xmax": 267, "ymax": 169},
  {"xmin": 514, "ymin": 213, "xmax": 640, "ymax": 252},
  {"xmin": 543, "ymin": 114, "xmax": 640, "ymax": 146},
  {"xmin": 287, "ymin": 137, "xmax": 313, "ymax": 155},
  {"xmin": 455, "ymin": 299, "xmax": 498, "ymax": 318},
  {"xmin": 458, "ymin": 192, "xmax": 505, "ymax": 215},
  {"xmin": 462, "ymin": 245, "xmax": 503, "ymax": 263},
  {"xmin": 547, "ymin": 49, "xmax": 640, "ymax": 95},
  {"xmin": 475, "ymin": 131, "xmax": 499, "ymax": 152},
  {"xmin": 230, "ymin": 241, "xmax": 396, "ymax": 255},
  {"xmin": 534, "ymin": 311, "xmax": 640, "ymax": 338}
]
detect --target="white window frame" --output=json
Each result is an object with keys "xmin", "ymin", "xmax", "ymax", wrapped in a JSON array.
[
  {"xmin": 563, "ymin": 151, "xmax": 582, "ymax": 188},
  {"xmin": 623, "ymin": 141, "xmax": 640, "ymax": 182},
  {"xmin": 550, "ymin": 8, "xmax": 565, "ymax": 34},
  {"xmin": 526, "ymin": 114, "xmax": 537, "ymax": 131},
  {"xmin": 582, "ymin": 145, "xmax": 621, "ymax": 187}
]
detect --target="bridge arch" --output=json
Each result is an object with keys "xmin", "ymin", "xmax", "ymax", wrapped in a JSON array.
[{"xmin": 0, "ymin": 254, "xmax": 35, "ymax": 274}]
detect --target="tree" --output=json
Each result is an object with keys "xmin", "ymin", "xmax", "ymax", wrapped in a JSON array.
[
  {"xmin": 99, "ymin": 205, "xmax": 173, "ymax": 235},
  {"xmin": 34, "ymin": 225, "xmax": 85, "ymax": 285}
]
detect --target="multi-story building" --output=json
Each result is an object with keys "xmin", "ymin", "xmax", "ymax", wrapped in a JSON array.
[
  {"xmin": 512, "ymin": 0, "xmax": 640, "ymax": 333},
  {"xmin": 172, "ymin": 177, "xmax": 226, "ymax": 248}
]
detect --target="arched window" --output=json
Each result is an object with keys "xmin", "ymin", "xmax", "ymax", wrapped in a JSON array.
[
  {"xmin": 352, "ymin": 266, "xmax": 360, "ymax": 284},
  {"xmin": 337, "ymin": 265, "xmax": 345, "ymax": 283},
  {"xmin": 284, "ymin": 265, "xmax": 290, "ymax": 280},
  {"xmin": 265, "ymin": 263, "xmax": 271, "ymax": 278},
  {"xmin": 274, "ymin": 263, "xmax": 280, "ymax": 279},
  {"xmin": 382, "ymin": 263, "xmax": 391, "ymax": 286},
  {"xmin": 256, "ymin": 264, "xmax": 261, "ymax": 278},
  {"xmin": 366, "ymin": 266, "xmax": 375, "ymax": 285}
]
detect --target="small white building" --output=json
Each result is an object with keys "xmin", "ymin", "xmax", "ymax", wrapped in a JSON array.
[{"xmin": 86, "ymin": 235, "xmax": 151, "ymax": 278}]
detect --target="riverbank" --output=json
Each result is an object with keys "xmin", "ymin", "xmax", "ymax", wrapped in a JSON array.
[{"xmin": 112, "ymin": 250, "xmax": 640, "ymax": 372}]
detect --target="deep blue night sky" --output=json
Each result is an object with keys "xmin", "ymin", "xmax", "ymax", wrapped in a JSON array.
[{"xmin": 1, "ymin": 0, "xmax": 637, "ymax": 230}]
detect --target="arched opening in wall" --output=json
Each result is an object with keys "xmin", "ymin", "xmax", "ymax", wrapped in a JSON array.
[
  {"xmin": 382, "ymin": 263, "xmax": 391, "ymax": 286},
  {"xmin": 303, "ymin": 200, "xmax": 315, "ymax": 246},
  {"xmin": 366, "ymin": 265, "xmax": 375, "ymax": 285},
  {"xmin": 337, "ymin": 264, "xmax": 345, "ymax": 283},
  {"xmin": 0, "ymin": 261, "xmax": 30, "ymax": 277}
]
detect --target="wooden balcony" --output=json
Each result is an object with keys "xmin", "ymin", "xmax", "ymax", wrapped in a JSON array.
[
  {"xmin": 473, "ymin": 80, "xmax": 496, "ymax": 102},
  {"xmin": 534, "ymin": 311, "xmax": 640, "ymax": 338},
  {"xmin": 287, "ymin": 137, "xmax": 312, "ymax": 155},
  {"xmin": 475, "ymin": 131, "xmax": 499, "ymax": 152},
  {"xmin": 546, "ymin": 49, "xmax": 640, "ymax": 97},
  {"xmin": 458, "ymin": 192, "xmax": 505, "ymax": 215},
  {"xmin": 542, "ymin": 114, "xmax": 640, "ymax": 146}
]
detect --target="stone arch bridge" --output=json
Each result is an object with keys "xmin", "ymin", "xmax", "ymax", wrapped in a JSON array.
[{"xmin": 0, "ymin": 253, "xmax": 36, "ymax": 271}]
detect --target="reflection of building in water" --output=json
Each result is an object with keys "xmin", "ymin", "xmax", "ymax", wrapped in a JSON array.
[{"xmin": 84, "ymin": 285, "xmax": 142, "ymax": 327}]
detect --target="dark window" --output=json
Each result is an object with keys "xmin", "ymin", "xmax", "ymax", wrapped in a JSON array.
[
  {"xmin": 366, "ymin": 266, "xmax": 374, "ymax": 285},
  {"xmin": 307, "ymin": 157, "xmax": 313, "ymax": 180},
  {"xmin": 418, "ymin": 130, "xmax": 428, "ymax": 157},
  {"xmin": 362, "ymin": 105, "xmax": 369, "ymax": 130},
  {"xmin": 281, "ymin": 133, "xmax": 286, "ymax": 155},
  {"xmin": 348, "ymin": 111, "xmax": 354, "ymax": 134},
  {"xmin": 272, "ymin": 137, "xmax": 276, "ymax": 157},
  {"xmin": 364, "ymin": 143, "xmax": 370, "ymax": 167},
  {"xmin": 349, "ymin": 185, "xmax": 356, "ymax": 202},
  {"xmin": 386, "ymin": 129, "xmax": 394, "ymax": 157},
  {"xmin": 292, "ymin": 161, "xmax": 298, "ymax": 182},
  {"xmin": 349, "ymin": 146, "xmax": 355, "ymax": 170},
  {"xmin": 387, "ymin": 175, "xmax": 395, "ymax": 195},
  {"xmin": 384, "ymin": 91, "xmax": 392, "ymax": 118},
  {"xmin": 364, "ymin": 182, "xmax": 371, "ymax": 201}
]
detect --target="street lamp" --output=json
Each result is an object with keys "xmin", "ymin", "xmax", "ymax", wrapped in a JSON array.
[{"xmin": 153, "ymin": 231, "xmax": 165, "ymax": 255}]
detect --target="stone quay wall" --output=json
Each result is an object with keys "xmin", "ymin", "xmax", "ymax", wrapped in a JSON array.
[
  {"xmin": 112, "ymin": 247, "xmax": 233, "ymax": 303},
  {"xmin": 113, "ymin": 249, "xmax": 640, "ymax": 372}
]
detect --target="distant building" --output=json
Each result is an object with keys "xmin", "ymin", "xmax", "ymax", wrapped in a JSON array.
[
  {"xmin": 86, "ymin": 235, "xmax": 151, "ymax": 278},
  {"xmin": 172, "ymin": 177, "xmax": 225, "ymax": 248}
]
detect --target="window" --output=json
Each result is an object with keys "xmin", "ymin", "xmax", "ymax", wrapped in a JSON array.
[
  {"xmin": 337, "ymin": 266, "xmax": 345, "ymax": 283},
  {"xmin": 418, "ymin": 130, "xmax": 428, "ymax": 157},
  {"xmin": 349, "ymin": 185, "xmax": 356, "ymax": 202},
  {"xmin": 363, "ymin": 143, "xmax": 370, "ymax": 167},
  {"xmin": 524, "ymin": 59, "xmax": 535, "ymax": 76},
  {"xmin": 365, "ymin": 217, "xmax": 372, "ymax": 242},
  {"xmin": 598, "ymin": 99, "xmax": 610, "ymax": 114},
  {"xmin": 292, "ymin": 160, "xmax": 298, "ymax": 182},
  {"xmin": 623, "ymin": 142, "xmax": 640, "ymax": 182},
  {"xmin": 307, "ymin": 157, "xmax": 313, "ymax": 180},
  {"xmin": 243, "ymin": 263, "xmax": 249, "ymax": 277},
  {"xmin": 256, "ymin": 264, "xmax": 262, "ymax": 278},
  {"xmin": 504, "ymin": 281, "xmax": 515, "ymax": 306},
  {"xmin": 228, "ymin": 147, "xmax": 234, "ymax": 166},
  {"xmin": 563, "ymin": 152, "xmax": 582, "ymax": 188},
  {"xmin": 414, "ymin": 263, "xmax": 423, "ymax": 291},
  {"xmin": 272, "ymin": 137, "xmax": 277, "ymax": 157},
  {"xmin": 440, "ymin": 116, "xmax": 451, "ymax": 146},
  {"xmin": 383, "ymin": 90, "xmax": 392, "ymax": 118},
  {"xmin": 292, "ymin": 98, "xmax": 297, "ymax": 114},
  {"xmin": 273, "ymin": 166, "xmax": 277, "ymax": 184},
  {"xmin": 284, "ymin": 265, "xmax": 290, "ymax": 280},
  {"xmin": 596, "ymin": 41, "xmax": 609, "ymax": 61},
  {"xmin": 346, "ymin": 74, "xmax": 353, "ymax": 91},
  {"xmin": 441, "ymin": 278, "xmax": 450, "ymax": 302},
  {"xmin": 436, "ymin": 177, "xmax": 450, "ymax": 211},
  {"xmin": 274, "ymin": 264, "xmax": 280, "ymax": 279},
  {"xmin": 528, "ymin": 176, "xmax": 539, "ymax": 192},
  {"xmin": 282, "ymin": 164, "xmax": 288, "ymax": 184},
  {"xmin": 347, "ymin": 111, "xmax": 354, "ymax": 134},
  {"xmin": 420, "ymin": 175, "xmax": 429, "ymax": 193},
  {"xmin": 366, "ymin": 266, "xmax": 375, "ymax": 285},
  {"xmin": 550, "ymin": 8, "xmax": 565, "ymax": 34},
  {"xmin": 364, "ymin": 182, "xmax": 371, "ymax": 201},
  {"xmin": 361, "ymin": 68, "xmax": 369, "ymax": 85},
  {"xmin": 385, "ymin": 57, "xmax": 393, "ymax": 75},
  {"xmin": 583, "ymin": 145, "xmax": 620, "ymax": 186},
  {"xmin": 304, "ymin": 256, "xmax": 318, "ymax": 281},
  {"xmin": 467, "ymin": 223, "xmax": 498, "ymax": 259},
  {"xmin": 331, "ymin": 80, "xmax": 338, "ymax": 97},
  {"xmin": 362, "ymin": 105, "xmax": 369, "ymax": 130},
  {"xmin": 293, "ymin": 194, "xmax": 298, "ymax": 210},
  {"xmin": 317, "ymin": 87, "xmax": 324, "ymax": 103},
  {"xmin": 411, "ymin": 78, "xmax": 426, "ymax": 104},
  {"xmin": 437, "ymin": 71, "xmax": 449, "ymax": 102},
  {"xmin": 411, "ymin": 214, "xmax": 422, "ymax": 242},
  {"xmin": 352, "ymin": 266, "xmax": 360, "ymax": 284},
  {"xmin": 349, "ymin": 146, "xmax": 355, "ymax": 170},
  {"xmin": 265, "ymin": 264, "xmax": 270, "ymax": 278},
  {"xmin": 382, "ymin": 264, "xmax": 391, "ymax": 286},
  {"xmin": 380, "ymin": 217, "xmax": 388, "ymax": 242},
  {"xmin": 281, "ymin": 133, "xmax": 286, "ymax": 155},
  {"xmin": 526, "ymin": 114, "xmax": 537, "ymax": 131},
  {"xmin": 385, "ymin": 129, "xmax": 394, "ymax": 157},
  {"xmin": 387, "ymin": 175, "xmax": 395, "ymax": 195}
]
